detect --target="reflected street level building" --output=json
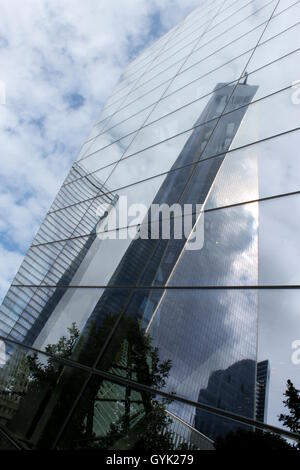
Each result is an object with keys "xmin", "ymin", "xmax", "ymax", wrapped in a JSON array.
[
  {"xmin": 194, "ymin": 359, "xmax": 270, "ymax": 440},
  {"xmin": 0, "ymin": 0, "xmax": 299, "ymax": 450},
  {"xmin": 256, "ymin": 360, "xmax": 270, "ymax": 424}
]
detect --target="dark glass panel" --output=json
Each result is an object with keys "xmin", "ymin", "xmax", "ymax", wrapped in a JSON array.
[{"xmin": 0, "ymin": 342, "xmax": 89, "ymax": 449}]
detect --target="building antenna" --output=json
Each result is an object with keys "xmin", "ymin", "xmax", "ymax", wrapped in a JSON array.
[{"xmin": 242, "ymin": 71, "xmax": 248, "ymax": 85}]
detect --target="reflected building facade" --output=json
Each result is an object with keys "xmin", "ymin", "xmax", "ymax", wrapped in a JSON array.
[
  {"xmin": 0, "ymin": 80, "xmax": 259, "ymax": 444},
  {"xmin": 0, "ymin": 170, "xmax": 118, "ymax": 347},
  {"xmin": 194, "ymin": 359, "xmax": 270, "ymax": 440},
  {"xmin": 0, "ymin": 172, "xmax": 118, "ymax": 425},
  {"xmin": 0, "ymin": 0, "xmax": 298, "ymax": 450},
  {"xmin": 256, "ymin": 360, "xmax": 270, "ymax": 423},
  {"xmin": 195, "ymin": 360, "xmax": 256, "ymax": 440}
]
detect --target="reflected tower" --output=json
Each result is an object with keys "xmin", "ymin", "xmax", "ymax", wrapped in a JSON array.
[
  {"xmin": 20, "ymin": 80, "xmax": 260, "ymax": 447},
  {"xmin": 0, "ymin": 80, "xmax": 260, "ymax": 445}
]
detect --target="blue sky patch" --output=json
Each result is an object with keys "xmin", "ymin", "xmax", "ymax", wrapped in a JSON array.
[{"xmin": 64, "ymin": 92, "xmax": 85, "ymax": 110}]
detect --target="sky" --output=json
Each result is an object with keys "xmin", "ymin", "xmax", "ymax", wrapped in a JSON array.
[{"xmin": 0, "ymin": 0, "xmax": 201, "ymax": 302}]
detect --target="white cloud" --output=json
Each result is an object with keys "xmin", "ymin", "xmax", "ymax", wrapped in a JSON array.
[
  {"xmin": 0, "ymin": 0, "xmax": 201, "ymax": 300},
  {"xmin": 0, "ymin": 246, "xmax": 23, "ymax": 300}
]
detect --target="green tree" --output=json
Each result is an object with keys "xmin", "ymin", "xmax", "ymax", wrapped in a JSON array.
[
  {"xmin": 9, "ymin": 318, "xmax": 179, "ymax": 450},
  {"xmin": 27, "ymin": 322, "xmax": 80, "ymax": 384},
  {"xmin": 215, "ymin": 428, "xmax": 293, "ymax": 451},
  {"xmin": 70, "ymin": 318, "xmax": 176, "ymax": 450},
  {"xmin": 216, "ymin": 380, "xmax": 300, "ymax": 451},
  {"xmin": 279, "ymin": 380, "xmax": 300, "ymax": 450},
  {"xmin": 87, "ymin": 400, "xmax": 175, "ymax": 451}
]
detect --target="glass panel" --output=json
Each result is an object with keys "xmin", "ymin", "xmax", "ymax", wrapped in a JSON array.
[
  {"xmin": 163, "ymin": 195, "xmax": 300, "ymax": 287},
  {"xmin": 60, "ymin": 132, "xmax": 194, "ymax": 202},
  {"xmin": 56, "ymin": 377, "xmax": 216, "ymax": 450},
  {"xmin": 170, "ymin": 28, "xmax": 300, "ymax": 124},
  {"xmin": 276, "ymin": 0, "xmax": 299, "ymax": 15},
  {"xmin": 170, "ymin": 0, "xmax": 221, "ymax": 42},
  {"xmin": 181, "ymin": 1, "xmax": 275, "ymax": 72},
  {"xmin": 33, "ymin": 186, "xmax": 113, "ymax": 244},
  {"xmin": 81, "ymin": 5, "xmax": 298, "ymax": 178},
  {"xmin": 0, "ymin": 339, "xmax": 295, "ymax": 450},
  {"xmin": 101, "ymin": 80, "xmax": 173, "ymax": 134},
  {"xmin": 160, "ymin": 15, "xmax": 213, "ymax": 64},
  {"xmin": 262, "ymin": 0, "xmax": 300, "ymax": 42},
  {"xmin": 86, "ymin": 6, "xmax": 298, "ymax": 159},
  {"xmin": 206, "ymin": 130, "xmax": 300, "ymax": 209},
  {"xmin": 75, "ymin": 133, "xmax": 136, "ymax": 173},
  {"xmin": 28, "ymin": 199, "xmax": 270, "ymax": 286},
  {"xmin": 0, "ymin": 341, "xmax": 89, "ymax": 448},
  {"xmin": 102, "ymin": 39, "xmax": 172, "ymax": 114},
  {"xmin": 56, "ymin": 130, "xmax": 300, "ymax": 237},
  {"xmin": 137, "ymin": 37, "xmax": 200, "ymax": 88},
  {"xmin": 79, "ymin": 36, "xmax": 298, "ymax": 175},
  {"xmin": 124, "ymin": 80, "xmax": 258, "ymax": 160},
  {"xmin": 162, "ymin": 0, "xmax": 236, "ymax": 58},
  {"xmin": 1, "ymin": 287, "xmax": 158, "ymax": 372},
  {"xmin": 229, "ymin": 87, "xmax": 298, "ymax": 152},
  {"xmin": 64, "ymin": 124, "xmax": 293, "ymax": 224},
  {"xmin": 57, "ymin": 374, "xmax": 295, "ymax": 450},
  {"xmin": 32, "ymin": 81, "xmax": 278, "ymax": 243},
  {"xmin": 257, "ymin": 290, "xmax": 300, "ymax": 433},
  {"xmin": 212, "ymin": 0, "xmax": 255, "ymax": 27},
  {"xmin": 182, "ymin": 0, "xmax": 225, "ymax": 30},
  {"xmin": 116, "ymin": 61, "xmax": 152, "ymax": 89},
  {"xmin": 121, "ymin": 23, "xmax": 182, "ymax": 82},
  {"xmin": 101, "ymin": 82, "xmax": 135, "ymax": 114},
  {"xmin": 201, "ymin": 0, "xmax": 269, "ymax": 46},
  {"xmin": 86, "ymin": 116, "xmax": 110, "ymax": 141},
  {"xmin": 147, "ymin": 65, "xmax": 242, "ymax": 124},
  {"xmin": 120, "ymin": 62, "xmax": 183, "ymax": 111},
  {"xmin": 29, "ymin": 228, "xmax": 136, "ymax": 287},
  {"xmin": 113, "ymin": 47, "xmax": 161, "ymax": 85},
  {"xmin": 248, "ymin": 19, "xmax": 300, "ymax": 71},
  {"xmin": 246, "ymin": 47, "xmax": 300, "ymax": 100},
  {"xmin": 165, "ymin": 29, "xmax": 259, "ymax": 96},
  {"xmin": 0, "ymin": 287, "xmax": 299, "ymax": 449},
  {"xmin": 104, "ymin": 81, "xmax": 135, "ymax": 108},
  {"xmin": 28, "ymin": 195, "xmax": 292, "ymax": 289},
  {"xmin": 0, "ymin": 286, "xmax": 105, "ymax": 352},
  {"xmin": 121, "ymin": 24, "xmax": 178, "ymax": 78},
  {"xmin": 69, "ymin": 128, "xmax": 300, "ymax": 219},
  {"xmin": 78, "ymin": 105, "xmax": 156, "ymax": 157},
  {"xmin": 95, "ymin": 288, "xmax": 257, "ymax": 424},
  {"xmin": 99, "ymin": 96, "xmax": 132, "ymax": 123}
]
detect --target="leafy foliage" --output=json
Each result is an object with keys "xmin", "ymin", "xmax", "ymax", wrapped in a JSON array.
[
  {"xmin": 279, "ymin": 380, "xmax": 300, "ymax": 450},
  {"xmin": 27, "ymin": 323, "xmax": 80, "ymax": 385},
  {"xmin": 215, "ymin": 428, "xmax": 293, "ymax": 451},
  {"xmin": 73, "ymin": 319, "xmax": 176, "ymax": 450}
]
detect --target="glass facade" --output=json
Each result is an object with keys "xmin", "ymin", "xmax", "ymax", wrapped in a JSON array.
[{"xmin": 0, "ymin": 0, "xmax": 300, "ymax": 449}]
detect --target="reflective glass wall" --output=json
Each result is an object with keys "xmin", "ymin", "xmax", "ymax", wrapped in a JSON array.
[{"xmin": 0, "ymin": 0, "xmax": 300, "ymax": 450}]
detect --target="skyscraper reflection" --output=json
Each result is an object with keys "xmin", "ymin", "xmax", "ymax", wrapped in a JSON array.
[{"xmin": 0, "ymin": 80, "xmax": 261, "ymax": 448}]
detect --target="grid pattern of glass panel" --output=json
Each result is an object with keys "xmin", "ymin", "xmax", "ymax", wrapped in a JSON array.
[{"xmin": 0, "ymin": 0, "xmax": 300, "ymax": 450}]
